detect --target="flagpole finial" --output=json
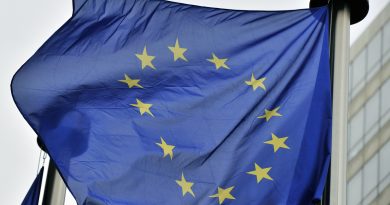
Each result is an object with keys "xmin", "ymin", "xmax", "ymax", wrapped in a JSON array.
[{"xmin": 309, "ymin": 0, "xmax": 369, "ymax": 25}]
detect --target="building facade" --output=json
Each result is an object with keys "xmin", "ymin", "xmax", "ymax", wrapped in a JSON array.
[{"xmin": 347, "ymin": 3, "xmax": 390, "ymax": 205}]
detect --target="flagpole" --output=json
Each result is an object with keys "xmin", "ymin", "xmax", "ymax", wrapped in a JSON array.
[
  {"xmin": 328, "ymin": 0, "xmax": 370, "ymax": 204},
  {"xmin": 328, "ymin": 1, "xmax": 350, "ymax": 204},
  {"xmin": 42, "ymin": 160, "xmax": 66, "ymax": 205},
  {"xmin": 310, "ymin": 0, "xmax": 368, "ymax": 204},
  {"xmin": 37, "ymin": 137, "xmax": 66, "ymax": 205}
]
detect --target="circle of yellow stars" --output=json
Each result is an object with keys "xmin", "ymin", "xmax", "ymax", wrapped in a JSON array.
[{"xmin": 116, "ymin": 37, "xmax": 291, "ymax": 204}]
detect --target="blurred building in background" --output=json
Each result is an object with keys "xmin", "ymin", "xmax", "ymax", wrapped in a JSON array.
[{"xmin": 347, "ymin": 3, "xmax": 390, "ymax": 205}]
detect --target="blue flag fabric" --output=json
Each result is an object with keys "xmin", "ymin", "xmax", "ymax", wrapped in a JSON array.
[
  {"xmin": 12, "ymin": 0, "xmax": 331, "ymax": 204},
  {"xmin": 21, "ymin": 167, "xmax": 44, "ymax": 205}
]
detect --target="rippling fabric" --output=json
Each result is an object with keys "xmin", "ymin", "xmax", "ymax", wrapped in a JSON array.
[
  {"xmin": 21, "ymin": 167, "xmax": 44, "ymax": 205},
  {"xmin": 12, "ymin": 0, "xmax": 331, "ymax": 204}
]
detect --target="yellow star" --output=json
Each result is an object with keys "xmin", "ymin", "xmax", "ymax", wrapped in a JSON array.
[
  {"xmin": 135, "ymin": 46, "xmax": 156, "ymax": 70},
  {"xmin": 210, "ymin": 186, "xmax": 235, "ymax": 204},
  {"xmin": 245, "ymin": 73, "xmax": 266, "ymax": 91},
  {"xmin": 264, "ymin": 133, "xmax": 290, "ymax": 152},
  {"xmin": 156, "ymin": 137, "xmax": 175, "ymax": 160},
  {"xmin": 176, "ymin": 173, "xmax": 195, "ymax": 197},
  {"xmin": 168, "ymin": 38, "xmax": 188, "ymax": 62},
  {"xmin": 207, "ymin": 53, "xmax": 229, "ymax": 70},
  {"xmin": 118, "ymin": 74, "xmax": 143, "ymax": 88},
  {"xmin": 130, "ymin": 99, "xmax": 154, "ymax": 117},
  {"xmin": 247, "ymin": 163, "xmax": 273, "ymax": 183},
  {"xmin": 257, "ymin": 107, "xmax": 282, "ymax": 121}
]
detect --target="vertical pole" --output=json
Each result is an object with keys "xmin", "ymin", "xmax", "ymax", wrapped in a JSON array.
[
  {"xmin": 329, "ymin": 0, "xmax": 350, "ymax": 205},
  {"xmin": 43, "ymin": 160, "xmax": 66, "ymax": 205}
]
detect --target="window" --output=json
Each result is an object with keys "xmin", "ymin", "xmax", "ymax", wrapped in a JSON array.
[
  {"xmin": 349, "ymin": 64, "xmax": 353, "ymax": 101},
  {"xmin": 383, "ymin": 21, "xmax": 390, "ymax": 63},
  {"xmin": 379, "ymin": 141, "xmax": 390, "ymax": 192},
  {"xmin": 362, "ymin": 154, "xmax": 378, "ymax": 205},
  {"xmin": 381, "ymin": 79, "xmax": 390, "ymax": 127},
  {"xmin": 364, "ymin": 91, "xmax": 379, "ymax": 141},
  {"xmin": 349, "ymin": 109, "xmax": 364, "ymax": 159},
  {"xmin": 351, "ymin": 49, "xmax": 366, "ymax": 98},
  {"xmin": 347, "ymin": 171, "xmax": 362, "ymax": 205},
  {"xmin": 367, "ymin": 31, "xmax": 381, "ymax": 80}
]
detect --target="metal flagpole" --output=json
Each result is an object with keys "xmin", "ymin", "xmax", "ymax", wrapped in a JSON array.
[
  {"xmin": 328, "ymin": 0, "xmax": 369, "ymax": 204},
  {"xmin": 309, "ymin": 0, "xmax": 368, "ymax": 204},
  {"xmin": 328, "ymin": 1, "xmax": 350, "ymax": 204},
  {"xmin": 37, "ymin": 137, "xmax": 66, "ymax": 205},
  {"xmin": 42, "ymin": 160, "xmax": 66, "ymax": 205}
]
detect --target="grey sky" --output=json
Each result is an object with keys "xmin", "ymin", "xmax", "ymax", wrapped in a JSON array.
[{"xmin": 0, "ymin": 0, "xmax": 388, "ymax": 204}]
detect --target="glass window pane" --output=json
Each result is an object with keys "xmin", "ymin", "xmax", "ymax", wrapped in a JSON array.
[
  {"xmin": 348, "ymin": 122, "xmax": 351, "ymax": 144},
  {"xmin": 349, "ymin": 110, "xmax": 364, "ymax": 149},
  {"xmin": 348, "ymin": 171, "xmax": 362, "ymax": 205},
  {"xmin": 381, "ymin": 79, "xmax": 390, "ymax": 127},
  {"xmin": 349, "ymin": 141, "xmax": 363, "ymax": 160},
  {"xmin": 349, "ymin": 64, "xmax": 353, "ymax": 98},
  {"xmin": 379, "ymin": 174, "xmax": 390, "ymax": 193},
  {"xmin": 367, "ymin": 31, "xmax": 381, "ymax": 79},
  {"xmin": 362, "ymin": 190, "xmax": 377, "ymax": 205},
  {"xmin": 363, "ymin": 154, "xmax": 378, "ymax": 197},
  {"xmin": 383, "ymin": 21, "xmax": 390, "ymax": 63},
  {"xmin": 379, "ymin": 141, "xmax": 390, "ymax": 181},
  {"xmin": 364, "ymin": 91, "xmax": 379, "ymax": 141},
  {"xmin": 347, "ymin": 122, "xmax": 357, "ymax": 160},
  {"xmin": 352, "ymin": 49, "xmax": 366, "ymax": 95}
]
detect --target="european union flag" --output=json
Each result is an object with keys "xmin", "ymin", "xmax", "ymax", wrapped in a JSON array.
[{"xmin": 12, "ymin": 0, "xmax": 331, "ymax": 204}]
